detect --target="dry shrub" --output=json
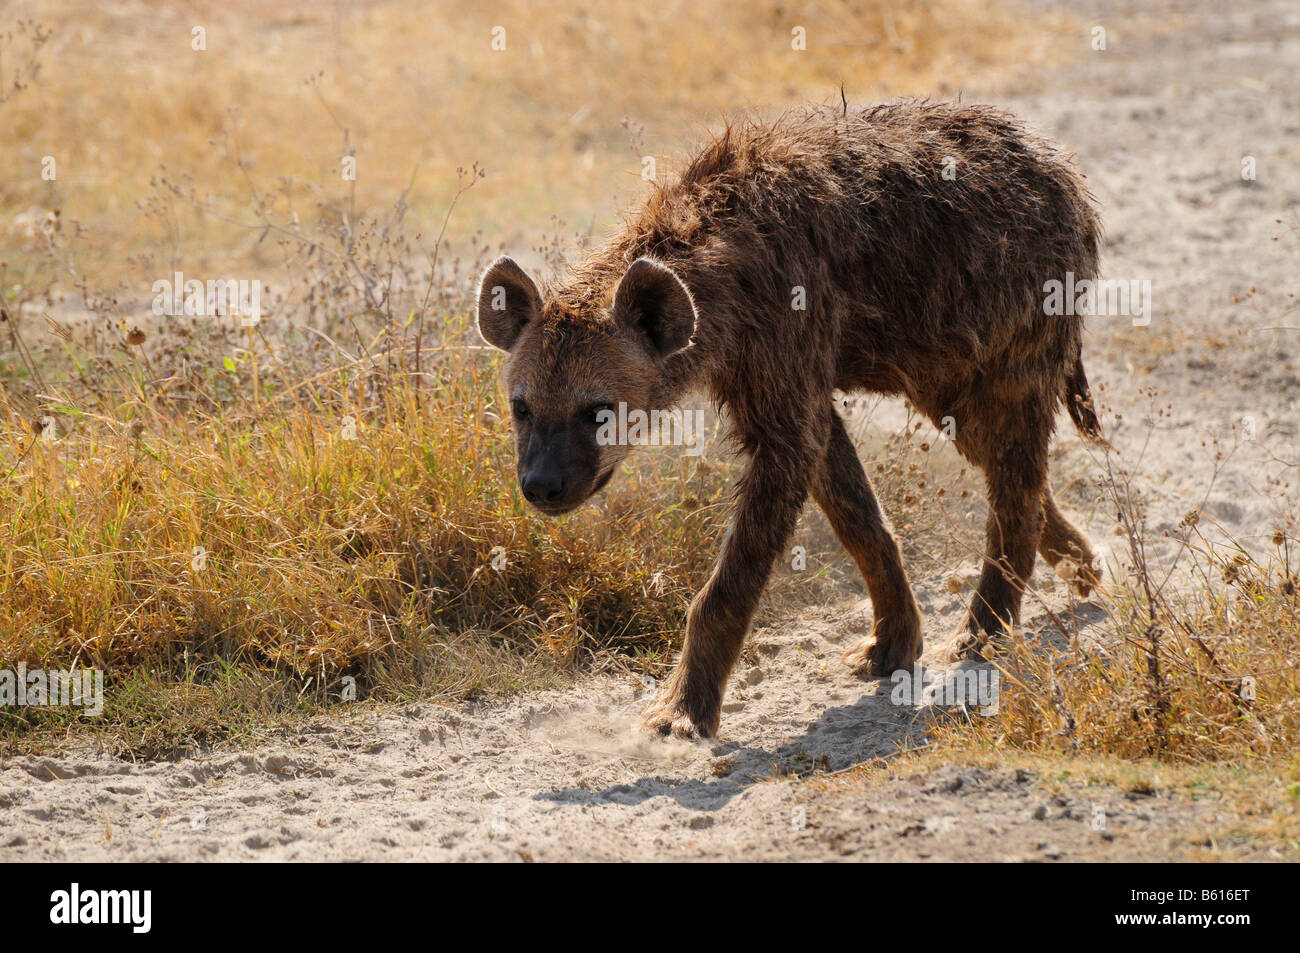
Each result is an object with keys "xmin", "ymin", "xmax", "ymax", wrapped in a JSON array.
[
  {"xmin": 0, "ymin": 351, "xmax": 734, "ymax": 755},
  {"xmin": 941, "ymin": 458, "xmax": 1300, "ymax": 764}
]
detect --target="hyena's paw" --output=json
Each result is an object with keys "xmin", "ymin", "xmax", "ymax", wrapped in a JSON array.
[
  {"xmin": 842, "ymin": 612, "xmax": 923, "ymax": 677},
  {"xmin": 639, "ymin": 692, "xmax": 718, "ymax": 741},
  {"xmin": 940, "ymin": 626, "xmax": 990, "ymax": 664},
  {"xmin": 1051, "ymin": 553, "xmax": 1102, "ymax": 599},
  {"xmin": 941, "ymin": 610, "xmax": 1014, "ymax": 663}
]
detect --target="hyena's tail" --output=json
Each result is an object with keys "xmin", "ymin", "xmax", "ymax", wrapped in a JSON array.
[{"xmin": 1065, "ymin": 350, "xmax": 1114, "ymax": 451}]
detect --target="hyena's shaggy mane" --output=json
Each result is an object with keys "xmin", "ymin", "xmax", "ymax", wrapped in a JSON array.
[{"xmin": 551, "ymin": 100, "xmax": 1102, "ymax": 423}]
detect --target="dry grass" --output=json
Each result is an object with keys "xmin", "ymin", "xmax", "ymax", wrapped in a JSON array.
[
  {"xmin": 930, "ymin": 456, "xmax": 1300, "ymax": 769},
  {"xmin": 0, "ymin": 339, "xmax": 739, "ymax": 756},
  {"xmin": 1, "ymin": 0, "xmax": 1071, "ymax": 285}
]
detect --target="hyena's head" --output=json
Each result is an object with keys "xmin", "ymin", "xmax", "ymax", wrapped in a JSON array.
[{"xmin": 476, "ymin": 255, "xmax": 696, "ymax": 516}]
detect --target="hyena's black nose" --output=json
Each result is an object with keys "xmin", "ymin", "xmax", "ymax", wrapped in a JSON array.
[{"xmin": 522, "ymin": 470, "xmax": 566, "ymax": 504}]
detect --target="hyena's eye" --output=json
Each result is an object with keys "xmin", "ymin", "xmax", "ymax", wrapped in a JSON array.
[
  {"xmin": 511, "ymin": 399, "xmax": 530, "ymax": 421},
  {"xmin": 586, "ymin": 403, "xmax": 614, "ymax": 425}
]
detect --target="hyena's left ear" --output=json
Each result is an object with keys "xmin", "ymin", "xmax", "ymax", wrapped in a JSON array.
[
  {"xmin": 477, "ymin": 256, "xmax": 541, "ymax": 351},
  {"xmin": 612, "ymin": 258, "xmax": 697, "ymax": 359}
]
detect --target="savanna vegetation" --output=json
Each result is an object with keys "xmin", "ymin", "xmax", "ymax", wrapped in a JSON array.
[{"xmin": 1, "ymin": 0, "xmax": 1295, "ymax": 810}]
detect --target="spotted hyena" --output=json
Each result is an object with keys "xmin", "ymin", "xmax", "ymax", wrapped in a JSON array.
[{"xmin": 477, "ymin": 101, "xmax": 1106, "ymax": 739}]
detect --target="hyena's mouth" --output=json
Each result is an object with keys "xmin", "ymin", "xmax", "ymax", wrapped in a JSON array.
[{"xmin": 591, "ymin": 466, "xmax": 615, "ymax": 494}]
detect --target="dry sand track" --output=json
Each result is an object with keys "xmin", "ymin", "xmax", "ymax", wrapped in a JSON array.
[{"xmin": 1, "ymin": 599, "xmax": 1285, "ymax": 861}]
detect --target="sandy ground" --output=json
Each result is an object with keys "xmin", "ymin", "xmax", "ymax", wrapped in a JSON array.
[
  {"xmin": 2, "ymin": 603, "xmax": 1285, "ymax": 861},
  {"xmin": 2, "ymin": 0, "xmax": 1297, "ymax": 861}
]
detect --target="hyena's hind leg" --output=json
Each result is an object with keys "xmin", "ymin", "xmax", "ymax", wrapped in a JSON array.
[
  {"xmin": 812, "ymin": 411, "xmax": 923, "ymax": 675},
  {"xmin": 1039, "ymin": 488, "xmax": 1100, "ymax": 597},
  {"xmin": 944, "ymin": 396, "xmax": 1052, "ymax": 662}
]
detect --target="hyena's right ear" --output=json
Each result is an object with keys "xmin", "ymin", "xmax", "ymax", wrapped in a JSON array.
[
  {"xmin": 477, "ymin": 257, "xmax": 541, "ymax": 351},
  {"xmin": 612, "ymin": 257, "xmax": 697, "ymax": 359}
]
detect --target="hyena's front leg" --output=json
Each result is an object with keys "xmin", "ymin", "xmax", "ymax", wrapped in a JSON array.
[
  {"xmin": 812, "ymin": 412, "xmax": 923, "ymax": 675},
  {"xmin": 642, "ymin": 437, "xmax": 816, "ymax": 739}
]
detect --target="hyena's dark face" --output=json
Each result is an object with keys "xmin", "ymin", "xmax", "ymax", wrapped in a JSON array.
[{"xmin": 477, "ymin": 256, "xmax": 697, "ymax": 516}]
